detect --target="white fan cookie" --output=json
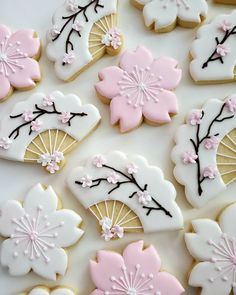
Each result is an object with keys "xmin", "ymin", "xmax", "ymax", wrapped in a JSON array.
[
  {"xmin": 172, "ymin": 95, "xmax": 236, "ymax": 208},
  {"xmin": 190, "ymin": 10, "xmax": 236, "ymax": 83},
  {"xmin": 0, "ymin": 184, "xmax": 83, "ymax": 280},
  {"xmin": 67, "ymin": 151, "xmax": 183, "ymax": 241},
  {"xmin": 0, "ymin": 91, "xmax": 100, "ymax": 174}
]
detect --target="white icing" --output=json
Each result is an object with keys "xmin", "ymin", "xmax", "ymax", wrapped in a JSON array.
[
  {"xmin": 0, "ymin": 91, "xmax": 101, "ymax": 163},
  {"xmin": 185, "ymin": 203, "xmax": 236, "ymax": 295},
  {"xmin": 0, "ymin": 184, "xmax": 83, "ymax": 280},
  {"xmin": 28, "ymin": 287, "xmax": 75, "ymax": 295},
  {"xmin": 172, "ymin": 97, "xmax": 236, "ymax": 208},
  {"xmin": 46, "ymin": 0, "xmax": 118, "ymax": 81},
  {"xmin": 190, "ymin": 10, "xmax": 236, "ymax": 82},
  {"xmin": 134, "ymin": 0, "xmax": 207, "ymax": 31},
  {"xmin": 67, "ymin": 151, "xmax": 183, "ymax": 233}
]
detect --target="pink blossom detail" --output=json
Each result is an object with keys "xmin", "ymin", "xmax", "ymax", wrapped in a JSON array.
[
  {"xmin": 95, "ymin": 46, "xmax": 181, "ymax": 132},
  {"xmin": 0, "ymin": 137, "xmax": 12, "ymax": 150},
  {"xmin": 101, "ymin": 228, "xmax": 114, "ymax": 242},
  {"xmin": 107, "ymin": 171, "xmax": 120, "ymax": 184},
  {"xmin": 46, "ymin": 162, "xmax": 60, "ymax": 174},
  {"xmin": 62, "ymin": 52, "xmax": 75, "ymax": 65},
  {"xmin": 203, "ymin": 166, "xmax": 218, "ymax": 179},
  {"xmin": 127, "ymin": 163, "xmax": 138, "ymax": 174},
  {"xmin": 225, "ymin": 96, "xmax": 236, "ymax": 113},
  {"xmin": 51, "ymin": 151, "xmax": 64, "ymax": 163},
  {"xmin": 30, "ymin": 119, "xmax": 42, "ymax": 132},
  {"xmin": 92, "ymin": 155, "xmax": 106, "ymax": 168},
  {"xmin": 181, "ymin": 151, "xmax": 198, "ymax": 164},
  {"xmin": 42, "ymin": 95, "xmax": 54, "ymax": 106},
  {"xmin": 80, "ymin": 175, "xmax": 93, "ymax": 188},
  {"xmin": 216, "ymin": 44, "xmax": 230, "ymax": 57},
  {"xmin": 137, "ymin": 190, "xmax": 152, "ymax": 205},
  {"xmin": 49, "ymin": 25, "xmax": 60, "ymax": 38},
  {"xmin": 21, "ymin": 110, "xmax": 34, "ymax": 122},
  {"xmin": 72, "ymin": 20, "xmax": 83, "ymax": 32},
  {"xmin": 204, "ymin": 136, "xmax": 219, "ymax": 150},
  {"xmin": 89, "ymin": 241, "xmax": 185, "ymax": 295},
  {"xmin": 220, "ymin": 20, "xmax": 233, "ymax": 32},
  {"xmin": 112, "ymin": 225, "xmax": 124, "ymax": 239},
  {"xmin": 101, "ymin": 27, "xmax": 122, "ymax": 50},
  {"xmin": 0, "ymin": 25, "xmax": 41, "ymax": 101},
  {"xmin": 67, "ymin": 0, "xmax": 78, "ymax": 12},
  {"xmin": 59, "ymin": 111, "xmax": 73, "ymax": 124},
  {"xmin": 188, "ymin": 110, "xmax": 202, "ymax": 125}
]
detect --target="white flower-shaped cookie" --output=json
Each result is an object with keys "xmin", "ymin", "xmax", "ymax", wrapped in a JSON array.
[
  {"xmin": 20, "ymin": 286, "xmax": 76, "ymax": 295},
  {"xmin": 0, "ymin": 184, "xmax": 83, "ymax": 280},
  {"xmin": 185, "ymin": 203, "xmax": 236, "ymax": 295},
  {"xmin": 132, "ymin": 0, "xmax": 208, "ymax": 32}
]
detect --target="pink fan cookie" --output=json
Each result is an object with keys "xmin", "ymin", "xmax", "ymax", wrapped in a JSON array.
[
  {"xmin": 89, "ymin": 240, "xmax": 184, "ymax": 295},
  {"xmin": 95, "ymin": 46, "xmax": 182, "ymax": 133},
  {"xmin": 0, "ymin": 24, "xmax": 41, "ymax": 102}
]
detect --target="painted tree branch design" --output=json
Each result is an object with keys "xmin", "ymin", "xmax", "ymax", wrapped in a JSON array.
[
  {"xmin": 75, "ymin": 164, "xmax": 173, "ymax": 218},
  {"xmin": 202, "ymin": 26, "xmax": 236, "ymax": 69},
  {"xmin": 9, "ymin": 102, "xmax": 87, "ymax": 139},
  {"xmin": 190, "ymin": 103, "xmax": 234, "ymax": 196},
  {"xmin": 52, "ymin": 0, "xmax": 104, "ymax": 60}
]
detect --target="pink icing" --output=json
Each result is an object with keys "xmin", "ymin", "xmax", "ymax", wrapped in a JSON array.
[
  {"xmin": 0, "ymin": 25, "xmax": 40, "ymax": 100},
  {"xmin": 89, "ymin": 240, "xmax": 184, "ymax": 295},
  {"xmin": 95, "ymin": 46, "xmax": 182, "ymax": 132},
  {"xmin": 226, "ymin": 96, "xmax": 236, "ymax": 113},
  {"xmin": 202, "ymin": 166, "xmax": 218, "ymax": 179},
  {"xmin": 216, "ymin": 44, "xmax": 230, "ymax": 57}
]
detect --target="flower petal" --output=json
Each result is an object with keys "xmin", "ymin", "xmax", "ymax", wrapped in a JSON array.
[
  {"xmin": 185, "ymin": 219, "xmax": 222, "ymax": 261},
  {"xmin": 0, "ymin": 24, "xmax": 11, "ymax": 42},
  {"xmin": 0, "ymin": 200, "xmax": 24, "ymax": 237},
  {"xmin": 9, "ymin": 29, "xmax": 40, "ymax": 57},
  {"xmin": 156, "ymin": 272, "xmax": 185, "ymax": 295},
  {"xmin": 1, "ymin": 238, "xmax": 31, "ymax": 276},
  {"xmin": 0, "ymin": 75, "xmax": 11, "ymax": 101},
  {"xmin": 8, "ymin": 57, "xmax": 40, "ymax": 89},
  {"xmin": 110, "ymin": 95, "xmax": 143, "ymax": 132},
  {"xmin": 150, "ymin": 57, "xmax": 182, "ymax": 89},
  {"xmin": 23, "ymin": 184, "xmax": 58, "ymax": 216},
  {"xmin": 96, "ymin": 66, "xmax": 124, "ymax": 99},
  {"xmin": 28, "ymin": 287, "xmax": 49, "ymax": 295},
  {"xmin": 89, "ymin": 250, "xmax": 125, "ymax": 291},
  {"xmin": 123, "ymin": 240, "xmax": 161, "ymax": 275},
  {"xmin": 89, "ymin": 290, "xmax": 103, "ymax": 295},
  {"xmin": 32, "ymin": 247, "xmax": 68, "ymax": 280},
  {"xmin": 189, "ymin": 262, "xmax": 232, "ymax": 295},
  {"xmin": 119, "ymin": 46, "xmax": 153, "ymax": 73},
  {"xmin": 219, "ymin": 203, "xmax": 236, "ymax": 237},
  {"xmin": 48, "ymin": 209, "xmax": 83, "ymax": 248},
  {"xmin": 142, "ymin": 89, "xmax": 178, "ymax": 123}
]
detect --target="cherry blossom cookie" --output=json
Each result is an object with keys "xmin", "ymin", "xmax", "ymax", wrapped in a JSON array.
[
  {"xmin": 95, "ymin": 46, "xmax": 182, "ymax": 133},
  {"xmin": 190, "ymin": 10, "xmax": 236, "ymax": 84},
  {"xmin": 172, "ymin": 95, "xmax": 236, "ymax": 208},
  {"xmin": 46, "ymin": 0, "xmax": 122, "ymax": 81},
  {"xmin": 131, "ymin": 0, "xmax": 208, "ymax": 33},
  {"xmin": 0, "ymin": 24, "xmax": 41, "ymax": 101},
  {"xmin": 0, "ymin": 184, "xmax": 83, "ymax": 280},
  {"xmin": 19, "ymin": 286, "xmax": 77, "ymax": 295},
  {"xmin": 185, "ymin": 203, "xmax": 236, "ymax": 295},
  {"xmin": 67, "ymin": 151, "xmax": 183, "ymax": 241},
  {"xmin": 0, "ymin": 91, "xmax": 100, "ymax": 173},
  {"xmin": 89, "ymin": 240, "xmax": 184, "ymax": 295}
]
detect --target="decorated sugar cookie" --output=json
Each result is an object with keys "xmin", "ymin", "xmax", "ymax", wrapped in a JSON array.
[
  {"xmin": 95, "ymin": 46, "xmax": 182, "ymax": 133},
  {"xmin": 0, "ymin": 24, "xmax": 41, "ymax": 101},
  {"xmin": 67, "ymin": 151, "xmax": 183, "ymax": 241},
  {"xmin": 172, "ymin": 95, "xmax": 236, "ymax": 208},
  {"xmin": 89, "ymin": 240, "xmax": 184, "ymax": 295},
  {"xmin": 19, "ymin": 286, "xmax": 77, "ymax": 295},
  {"xmin": 185, "ymin": 203, "xmax": 236, "ymax": 295},
  {"xmin": 46, "ymin": 0, "xmax": 122, "ymax": 81},
  {"xmin": 190, "ymin": 10, "xmax": 236, "ymax": 84},
  {"xmin": 0, "ymin": 91, "xmax": 100, "ymax": 173},
  {"xmin": 0, "ymin": 184, "xmax": 83, "ymax": 280},
  {"xmin": 214, "ymin": 0, "xmax": 236, "ymax": 4},
  {"xmin": 131, "ymin": 0, "xmax": 208, "ymax": 33}
]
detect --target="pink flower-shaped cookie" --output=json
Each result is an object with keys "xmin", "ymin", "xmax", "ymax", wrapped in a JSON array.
[
  {"xmin": 95, "ymin": 46, "xmax": 182, "ymax": 132},
  {"xmin": 89, "ymin": 240, "xmax": 184, "ymax": 295},
  {"xmin": 0, "ymin": 24, "xmax": 41, "ymax": 101}
]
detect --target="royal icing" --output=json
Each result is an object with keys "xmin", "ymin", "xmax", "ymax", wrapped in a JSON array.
[
  {"xmin": 172, "ymin": 95, "xmax": 236, "ymax": 208},
  {"xmin": 185, "ymin": 203, "xmax": 236, "ymax": 295},
  {"xmin": 132, "ymin": 0, "xmax": 208, "ymax": 32},
  {"xmin": 23, "ymin": 287, "xmax": 75, "ymax": 295},
  {"xmin": 95, "ymin": 46, "xmax": 181, "ymax": 132},
  {"xmin": 89, "ymin": 240, "xmax": 184, "ymax": 295},
  {"xmin": 0, "ymin": 91, "xmax": 101, "ymax": 173},
  {"xmin": 46, "ymin": 0, "xmax": 122, "ymax": 81},
  {"xmin": 0, "ymin": 24, "xmax": 41, "ymax": 101},
  {"xmin": 190, "ymin": 10, "xmax": 236, "ymax": 83},
  {"xmin": 67, "ymin": 151, "xmax": 183, "ymax": 240},
  {"xmin": 0, "ymin": 184, "xmax": 83, "ymax": 280}
]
